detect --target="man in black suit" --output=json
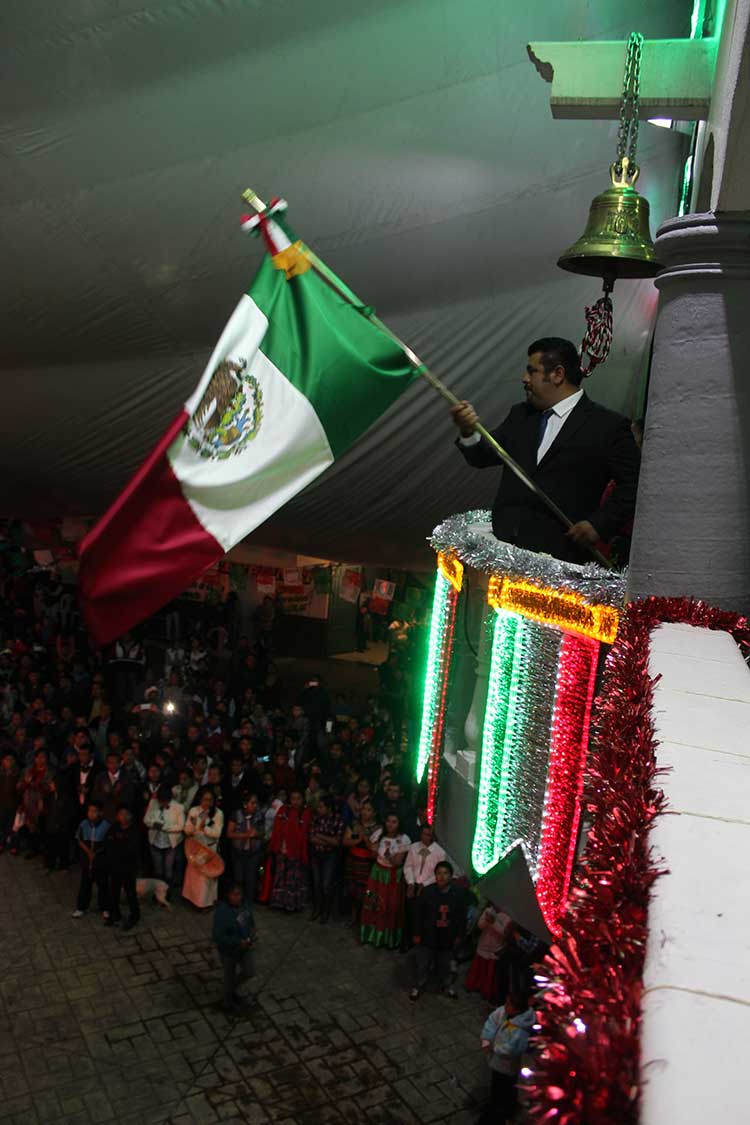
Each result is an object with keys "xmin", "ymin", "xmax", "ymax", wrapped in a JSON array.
[{"xmin": 452, "ymin": 337, "xmax": 640, "ymax": 563}]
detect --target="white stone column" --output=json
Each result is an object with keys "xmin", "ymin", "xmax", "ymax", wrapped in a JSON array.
[{"xmin": 628, "ymin": 212, "xmax": 750, "ymax": 611}]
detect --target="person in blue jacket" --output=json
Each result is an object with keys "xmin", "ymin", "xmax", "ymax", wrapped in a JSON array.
[
  {"xmin": 479, "ymin": 991, "xmax": 535, "ymax": 1123},
  {"xmin": 212, "ymin": 882, "xmax": 256, "ymax": 1015}
]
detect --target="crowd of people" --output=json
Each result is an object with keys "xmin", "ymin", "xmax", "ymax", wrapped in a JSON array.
[{"xmin": 0, "ymin": 534, "xmax": 545, "ymax": 1121}]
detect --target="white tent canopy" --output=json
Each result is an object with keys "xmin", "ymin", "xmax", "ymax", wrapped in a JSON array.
[{"xmin": 1, "ymin": 0, "xmax": 689, "ymax": 567}]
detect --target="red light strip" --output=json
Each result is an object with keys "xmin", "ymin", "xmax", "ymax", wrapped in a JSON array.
[{"xmin": 536, "ymin": 631, "xmax": 599, "ymax": 933}]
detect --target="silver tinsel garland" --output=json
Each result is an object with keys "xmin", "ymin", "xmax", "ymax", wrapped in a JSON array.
[{"xmin": 429, "ymin": 510, "xmax": 626, "ymax": 608}]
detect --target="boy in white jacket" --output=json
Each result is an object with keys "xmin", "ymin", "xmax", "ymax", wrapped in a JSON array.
[
  {"xmin": 479, "ymin": 992, "xmax": 535, "ymax": 1123},
  {"xmin": 143, "ymin": 784, "xmax": 185, "ymax": 889}
]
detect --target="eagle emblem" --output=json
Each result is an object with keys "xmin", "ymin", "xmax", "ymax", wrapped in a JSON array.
[{"xmin": 186, "ymin": 357, "xmax": 263, "ymax": 460}]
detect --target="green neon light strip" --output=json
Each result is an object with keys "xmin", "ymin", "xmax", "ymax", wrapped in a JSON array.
[
  {"xmin": 495, "ymin": 620, "xmax": 560, "ymax": 877},
  {"xmin": 415, "ymin": 570, "xmax": 453, "ymax": 784},
  {"xmin": 471, "ymin": 609, "xmax": 519, "ymax": 875}
]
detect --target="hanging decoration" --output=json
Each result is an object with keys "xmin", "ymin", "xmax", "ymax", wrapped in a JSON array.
[
  {"xmin": 415, "ymin": 553, "xmax": 463, "ymax": 824},
  {"xmin": 524, "ymin": 597, "xmax": 750, "ymax": 1125},
  {"xmin": 557, "ymin": 32, "xmax": 662, "ymax": 376},
  {"xmin": 430, "ymin": 511, "xmax": 626, "ymax": 607}
]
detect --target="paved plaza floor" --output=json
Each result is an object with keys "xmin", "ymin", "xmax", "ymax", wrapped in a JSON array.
[{"xmin": 0, "ymin": 856, "xmax": 490, "ymax": 1124}]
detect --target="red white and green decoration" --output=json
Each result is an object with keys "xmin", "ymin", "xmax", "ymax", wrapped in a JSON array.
[
  {"xmin": 415, "ymin": 511, "xmax": 750, "ymax": 1121},
  {"xmin": 417, "ymin": 512, "xmax": 621, "ymax": 934}
]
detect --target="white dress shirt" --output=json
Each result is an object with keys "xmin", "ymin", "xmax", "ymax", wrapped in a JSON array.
[
  {"xmin": 403, "ymin": 840, "xmax": 447, "ymax": 886},
  {"xmin": 459, "ymin": 388, "xmax": 584, "ymax": 464}
]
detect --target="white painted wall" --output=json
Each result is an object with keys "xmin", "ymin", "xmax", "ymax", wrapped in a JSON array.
[{"xmin": 640, "ymin": 622, "xmax": 750, "ymax": 1122}]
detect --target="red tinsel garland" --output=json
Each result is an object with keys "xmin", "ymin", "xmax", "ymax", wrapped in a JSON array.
[{"xmin": 523, "ymin": 596, "xmax": 750, "ymax": 1124}]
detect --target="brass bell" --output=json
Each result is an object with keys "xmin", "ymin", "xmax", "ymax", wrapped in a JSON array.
[{"xmin": 557, "ymin": 158, "xmax": 661, "ymax": 280}]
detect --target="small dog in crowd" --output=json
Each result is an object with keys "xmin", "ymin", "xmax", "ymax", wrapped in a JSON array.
[{"xmin": 135, "ymin": 877, "xmax": 171, "ymax": 909}]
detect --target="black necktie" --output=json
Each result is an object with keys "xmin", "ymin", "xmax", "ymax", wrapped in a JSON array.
[{"xmin": 537, "ymin": 408, "xmax": 554, "ymax": 454}]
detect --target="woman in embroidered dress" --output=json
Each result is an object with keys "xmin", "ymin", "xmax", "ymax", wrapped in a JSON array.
[
  {"xmin": 342, "ymin": 799, "xmax": 380, "ymax": 928},
  {"xmin": 269, "ymin": 789, "xmax": 311, "ymax": 912},
  {"xmin": 182, "ymin": 789, "xmax": 224, "ymax": 909},
  {"xmin": 360, "ymin": 813, "xmax": 410, "ymax": 949}
]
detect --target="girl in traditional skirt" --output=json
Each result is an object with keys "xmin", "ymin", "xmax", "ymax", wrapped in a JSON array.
[
  {"xmin": 464, "ymin": 903, "xmax": 511, "ymax": 1001},
  {"xmin": 343, "ymin": 799, "xmax": 380, "ymax": 927},
  {"xmin": 360, "ymin": 813, "xmax": 411, "ymax": 948},
  {"xmin": 269, "ymin": 789, "xmax": 311, "ymax": 912}
]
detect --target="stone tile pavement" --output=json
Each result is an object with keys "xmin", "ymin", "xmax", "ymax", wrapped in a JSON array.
[{"xmin": 0, "ymin": 857, "xmax": 493, "ymax": 1124}]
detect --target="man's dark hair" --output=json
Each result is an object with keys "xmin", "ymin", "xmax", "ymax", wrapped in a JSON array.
[
  {"xmin": 528, "ymin": 337, "xmax": 583, "ymax": 386},
  {"xmin": 435, "ymin": 860, "xmax": 454, "ymax": 876}
]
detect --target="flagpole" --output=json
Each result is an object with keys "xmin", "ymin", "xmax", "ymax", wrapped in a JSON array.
[{"xmin": 241, "ymin": 189, "xmax": 611, "ymax": 571}]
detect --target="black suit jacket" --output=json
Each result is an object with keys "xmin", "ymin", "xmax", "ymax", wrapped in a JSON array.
[{"xmin": 457, "ymin": 393, "xmax": 640, "ymax": 563}]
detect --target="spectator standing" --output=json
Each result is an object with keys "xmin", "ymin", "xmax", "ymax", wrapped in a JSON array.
[
  {"xmin": 409, "ymin": 860, "xmax": 467, "ymax": 1000},
  {"xmin": 479, "ymin": 993, "xmax": 535, "ymax": 1124},
  {"xmin": 342, "ymin": 798, "xmax": 380, "ymax": 929},
  {"xmin": 144, "ymin": 784, "xmax": 185, "ymax": 888},
  {"xmin": 183, "ymin": 790, "xmax": 224, "ymax": 909},
  {"xmin": 74, "ymin": 744, "xmax": 99, "ymax": 818},
  {"xmin": 360, "ymin": 813, "xmax": 410, "ymax": 949},
  {"xmin": 0, "ymin": 751, "xmax": 19, "ymax": 852},
  {"xmin": 17, "ymin": 747, "xmax": 53, "ymax": 857},
  {"xmin": 105, "ymin": 807, "xmax": 141, "ymax": 930},
  {"xmin": 228, "ymin": 792, "xmax": 266, "ymax": 905},
  {"xmin": 92, "ymin": 752, "xmax": 136, "ymax": 823},
  {"xmin": 309, "ymin": 793, "xmax": 344, "ymax": 924},
  {"xmin": 43, "ymin": 768, "xmax": 77, "ymax": 872},
  {"xmin": 212, "ymin": 883, "xmax": 257, "ymax": 1016},
  {"xmin": 172, "ymin": 769, "xmax": 198, "ymax": 814},
  {"xmin": 72, "ymin": 800, "xmax": 110, "ymax": 919},
  {"xmin": 403, "ymin": 825, "xmax": 446, "ymax": 948},
  {"xmin": 268, "ymin": 789, "xmax": 311, "ymax": 913},
  {"xmin": 465, "ymin": 903, "xmax": 512, "ymax": 1001}
]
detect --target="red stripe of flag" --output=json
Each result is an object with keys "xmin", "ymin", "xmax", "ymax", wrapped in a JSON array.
[{"xmin": 78, "ymin": 409, "xmax": 221, "ymax": 646}]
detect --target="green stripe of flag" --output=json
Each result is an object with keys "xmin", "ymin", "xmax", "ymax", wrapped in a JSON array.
[{"xmin": 247, "ymin": 252, "xmax": 417, "ymax": 458}]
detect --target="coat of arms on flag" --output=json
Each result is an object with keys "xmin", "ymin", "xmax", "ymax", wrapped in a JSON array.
[
  {"xmin": 78, "ymin": 195, "xmax": 418, "ymax": 645},
  {"xmin": 186, "ymin": 359, "xmax": 263, "ymax": 460}
]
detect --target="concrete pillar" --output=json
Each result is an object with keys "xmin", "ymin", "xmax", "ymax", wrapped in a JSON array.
[{"xmin": 628, "ymin": 211, "xmax": 750, "ymax": 611}]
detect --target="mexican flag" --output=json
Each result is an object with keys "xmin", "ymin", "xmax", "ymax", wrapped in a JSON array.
[{"xmin": 79, "ymin": 208, "xmax": 417, "ymax": 645}]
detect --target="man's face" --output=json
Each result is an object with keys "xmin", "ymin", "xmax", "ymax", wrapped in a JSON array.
[
  {"xmin": 420, "ymin": 826, "xmax": 433, "ymax": 847},
  {"xmin": 78, "ymin": 747, "xmax": 91, "ymax": 768},
  {"xmin": 87, "ymin": 804, "xmax": 100, "ymax": 822},
  {"xmin": 387, "ymin": 784, "xmax": 400, "ymax": 803},
  {"xmin": 227, "ymin": 887, "xmax": 242, "ymax": 908},
  {"xmin": 148, "ymin": 766, "xmax": 161, "ymax": 783},
  {"xmin": 522, "ymin": 351, "xmax": 561, "ymax": 411},
  {"xmin": 106, "ymin": 756, "xmax": 119, "ymax": 775},
  {"xmin": 116, "ymin": 809, "xmax": 130, "ymax": 829},
  {"xmin": 231, "ymin": 760, "xmax": 243, "ymax": 777},
  {"xmin": 435, "ymin": 865, "xmax": 451, "ymax": 890}
]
